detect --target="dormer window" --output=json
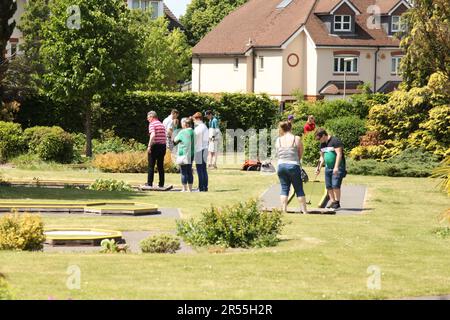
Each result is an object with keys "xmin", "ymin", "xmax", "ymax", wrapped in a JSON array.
[
  {"xmin": 334, "ymin": 15, "xmax": 352, "ymax": 32},
  {"xmin": 391, "ymin": 16, "xmax": 406, "ymax": 32},
  {"xmin": 131, "ymin": 0, "xmax": 161, "ymax": 19}
]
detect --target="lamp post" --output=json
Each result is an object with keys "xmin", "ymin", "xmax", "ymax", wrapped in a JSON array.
[{"xmin": 343, "ymin": 57, "xmax": 354, "ymax": 99}]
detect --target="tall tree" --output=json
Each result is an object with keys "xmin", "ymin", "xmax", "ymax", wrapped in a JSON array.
[
  {"xmin": 40, "ymin": 0, "xmax": 145, "ymax": 156},
  {"xmin": 0, "ymin": 0, "xmax": 17, "ymax": 100},
  {"xmin": 131, "ymin": 12, "xmax": 191, "ymax": 91},
  {"xmin": 181, "ymin": 0, "xmax": 247, "ymax": 46},
  {"xmin": 400, "ymin": 0, "xmax": 450, "ymax": 89}
]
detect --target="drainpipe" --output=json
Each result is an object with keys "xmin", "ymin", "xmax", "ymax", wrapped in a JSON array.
[
  {"xmin": 198, "ymin": 57, "xmax": 202, "ymax": 93},
  {"xmin": 374, "ymin": 47, "xmax": 380, "ymax": 93}
]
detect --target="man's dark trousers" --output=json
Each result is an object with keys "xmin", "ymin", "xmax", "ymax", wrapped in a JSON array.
[{"xmin": 148, "ymin": 144, "xmax": 166, "ymax": 187}]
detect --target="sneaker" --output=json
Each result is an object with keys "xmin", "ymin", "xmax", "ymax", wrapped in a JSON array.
[
  {"xmin": 326, "ymin": 201, "xmax": 335, "ymax": 209},
  {"xmin": 330, "ymin": 201, "xmax": 341, "ymax": 210}
]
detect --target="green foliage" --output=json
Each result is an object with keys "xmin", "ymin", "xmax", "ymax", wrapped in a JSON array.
[
  {"xmin": 100, "ymin": 239, "xmax": 128, "ymax": 254},
  {"xmin": 132, "ymin": 14, "xmax": 191, "ymax": 91},
  {"xmin": 365, "ymin": 73, "xmax": 449, "ymax": 160},
  {"xmin": 140, "ymin": 234, "xmax": 181, "ymax": 254},
  {"xmin": 302, "ymin": 132, "xmax": 320, "ymax": 166},
  {"xmin": 40, "ymin": 0, "xmax": 144, "ymax": 156},
  {"xmin": 432, "ymin": 157, "xmax": 450, "ymax": 195},
  {"xmin": 88, "ymin": 179, "xmax": 133, "ymax": 192},
  {"xmin": 92, "ymin": 130, "xmax": 146, "ymax": 154},
  {"xmin": 400, "ymin": 0, "xmax": 450, "ymax": 88},
  {"xmin": 23, "ymin": 126, "xmax": 74, "ymax": 163},
  {"xmin": 0, "ymin": 274, "xmax": 13, "ymax": 300},
  {"xmin": 0, "ymin": 121, "xmax": 25, "ymax": 162},
  {"xmin": 0, "ymin": 213, "xmax": 45, "ymax": 251},
  {"xmin": 324, "ymin": 116, "xmax": 366, "ymax": 151},
  {"xmin": 176, "ymin": 200, "xmax": 284, "ymax": 248},
  {"xmin": 181, "ymin": 0, "xmax": 247, "ymax": 46},
  {"xmin": 0, "ymin": 0, "xmax": 17, "ymax": 85},
  {"xmin": 347, "ymin": 148, "xmax": 440, "ymax": 177},
  {"xmin": 17, "ymin": 92, "xmax": 278, "ymax": 144}
]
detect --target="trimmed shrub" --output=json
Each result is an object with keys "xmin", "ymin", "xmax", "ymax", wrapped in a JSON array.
[
  {"xmin": 23, "ymin": 126, "xmax": 74, "ymax": 163},
  {"xmin": 0, "ymin": 213, "xmax": 45, "ymax": 251},
  {"xmin": 17, "ymin": 92, "xmax": 279, "ymax": 144},
  {"xmin": 176, "ymin": 200, "xmax": 284, "ymax": 248},
  {"xmin": 88, "ymin": 179, "xmax": 133, "ymax": 192},
  {"xmin": 93, "ymin": 151, "xmax": 176, "ymax": 173},
  {"xmin": 325, "ymin": 116, "xmax": 367, "ymax": 151},
  {"xmin": 302, "ymin": 131, "xmax": 320, "ymax": 166},
  {"xmin": 140, "ymin": 234, "xmax": 181, "ymax": 254},
  {"xmin": 93, "ymin": 152, "xmax": 147, "ymax": 173},
  {"xmin": 347, "ymin": 148, "xmax": 440, "ymax": 177},
  {"xmin": 0, "ymin": 121, "xmax": 25, "ymax": 162}
]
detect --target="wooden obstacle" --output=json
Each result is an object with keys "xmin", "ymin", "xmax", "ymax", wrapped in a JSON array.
[
  {"xmin": 44, "ymin": 228, "xmax": 123, "ymax": 247},
  {"xmin": 0, "ymin": 202, "xmax": 159, "ymax": 216}
]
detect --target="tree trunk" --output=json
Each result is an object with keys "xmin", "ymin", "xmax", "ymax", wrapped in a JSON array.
[{"xmin": 85, "ymin": 105, "xmax": 93, "ymax": 157}]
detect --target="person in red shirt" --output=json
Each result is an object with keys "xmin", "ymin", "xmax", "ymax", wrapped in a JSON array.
[{"xmin": 303, "ymin": 115, "xmax": 316, "ymax": 134}]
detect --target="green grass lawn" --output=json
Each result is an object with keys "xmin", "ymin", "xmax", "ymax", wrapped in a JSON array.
[{"xmin": 0, "ymin": 164, "xmax": 449, "ymax": 300}]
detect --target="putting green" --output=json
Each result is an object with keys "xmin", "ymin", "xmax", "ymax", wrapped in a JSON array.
[
  {"xmin": 44, "ymin": 228, "xmax": 123, "ymax": 246},
  {"xmin": 0, "ymin": 202, "xmax": 158, "ymax": 216}
]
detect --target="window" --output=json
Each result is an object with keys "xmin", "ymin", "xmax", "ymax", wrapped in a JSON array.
[
  {"xmin": 151, "ymin": 1, "xmax": 159, "ymax": 19},
  {"xmin": 334, "ymin": 56, "xmax": 358, "ymax": 73},
  {"xmin": 10, "ymin": 43, "xmax": 17, "ymax": 58},
  {"xmin": 391, "ymin": 57, "xmax": 402, "ymax": 75},
  {"xmin": 233, "ymin": 58, "xmax": 239, "ymax": 71},
  {"xmin": 334, "ymin": 15, "xmax": 352, "ymax": 32},
  {"xmin": 391, "ymin": 16, "xmax": 406, "ymax": 32},
  {"xmin": 131, "ymin": 0, "xmax": 160, "ymax": 19},
  {"xmin": 258, "ymin": 56, "xmax": 264, "ymax": 71}
]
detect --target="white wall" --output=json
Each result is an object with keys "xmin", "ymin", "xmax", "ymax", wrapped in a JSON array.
[
  {"xmin": 253, "ymin": 50, "xmax": 283, "ymax": 100},
  {"xmin": 5, "ymin": 0, "xmax": 26, "ymax": 58},
  {"xmin": 192, "ymin": 57, "xmax": 248, "ymax": 93},
  {"xmin": 282, "ymin": 32, "xmax": 305, "ymax": 100},
  {"xmin": 315, "ymin": 47, "xmax": 403, "ymax": 95},
  {"xmin": 305, "ymin": 31, "xmax": 318, "ymax": 96}
]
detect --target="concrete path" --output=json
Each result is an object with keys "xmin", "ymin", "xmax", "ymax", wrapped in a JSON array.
[
  {"xmin": 44, "ymin": 231, "xmax": 194, "ymax": 254},
  {"xmin": 260, "ymin": 184, "xmax": 367, "ymax": 215}
]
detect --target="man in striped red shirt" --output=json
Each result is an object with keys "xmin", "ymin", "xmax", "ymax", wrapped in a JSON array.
[{"xmin": 147, "ymin": 111, "xmax": 167, "ymax": 188}]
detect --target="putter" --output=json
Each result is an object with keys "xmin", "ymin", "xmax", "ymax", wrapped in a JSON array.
[{"xmin": 307, "ymin": 160, "xmax": 322, "ymax": 205}]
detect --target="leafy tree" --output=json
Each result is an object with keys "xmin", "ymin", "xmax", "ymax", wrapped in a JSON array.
[
  {"xmin": 136, "ymin": 16, "xmax": 191, "ymax": 91},
  {"xmin": 181, "ymin": 0, "xmax": 247, "ymax": 46},
  {"xmin": 400, "ymin": 0, "xmax": 450, "ymax": 88},
  {"xmin": 0, "ymin": 0, "xmax": 17, "ymax": 100},
  {"xmin": 39, "ymin": 0, "xmax": 144, "ymax": 156}
]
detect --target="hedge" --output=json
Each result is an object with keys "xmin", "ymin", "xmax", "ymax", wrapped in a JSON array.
[{"xmin": 16, "ymin": 92, "xmax": 279, "ymax": 143}]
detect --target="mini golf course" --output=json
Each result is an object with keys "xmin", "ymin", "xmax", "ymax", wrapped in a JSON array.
[
  {"xmin": 0, "ymin": 202, "xmax": 159, "ymax": 216},
  {"xmin": 44, "ymin": 228, "xmax": 123, "ymax": 246}
]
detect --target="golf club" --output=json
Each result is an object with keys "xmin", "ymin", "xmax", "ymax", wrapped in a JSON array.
[{"xmin": 307, "ymin": 160, "xmax": 322, "ymax": 205}]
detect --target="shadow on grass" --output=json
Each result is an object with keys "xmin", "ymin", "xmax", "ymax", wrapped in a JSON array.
[{"xmin": 0, "ymin": 186, "xmax": 148, "ymax": 201}]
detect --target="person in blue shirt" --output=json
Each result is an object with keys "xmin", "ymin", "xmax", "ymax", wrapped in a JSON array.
[{"xmin": 206, "ymin": 110, "xmax": 220, "ymax": 169}]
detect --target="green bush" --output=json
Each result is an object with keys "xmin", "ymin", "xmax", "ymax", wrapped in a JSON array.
[
  {"xmin": 325, "ymin": 116, "xmax": 367, "ymax": 151},
  {"xmin": 0, "ymin": 274, "xmax": 13, "ymax": 300},
  {"xmin": 92, "ymin": 130, "xmax": 146, "ymax": 154},
  {"xmin": 100, "ymin": 239, "xmax": 128, "ymax": 253},
  {"xmin": 140, "ymin": 234, "xmax": 181, "ymax": 254},
  {"xmin": 23, "ymin": 126, "xmax": 74, "ymax": 163},
  {"xmin": 176, "ymin": 200, "xmax": 284, "ymax": 248},
  {"xmin": 0, "ymin": 213, "xmax": 45, "ymax": 251},
  {"xmin": 347, "ymin": 148, "xmax": 440, "ymax": 177},
  {"xmin": 88, "ymin": 179, "xmax": 133, "ymax": 192},
  {"xmin": 0, "ymin": 121, "xmax": 25, "ymax": 162},
  {"xmin": 17, "ymin": 92, "xmax": 279, "ymax": 144},
  {"xmin": 302, "ymin": 132, "xmax": 320, "ymax": 166}
]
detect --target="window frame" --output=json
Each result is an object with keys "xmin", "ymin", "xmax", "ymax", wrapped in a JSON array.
[
  {"xmin": 258, "ymin": 56, "xmax": 265, "ymax": 71},
  {"xmin": 391, "ymin": 15, "xmax": 406, "ymax": 32},
  {"xmin": 391, "ymin": 56, "xmax": 402, "ymax": 75},
  {"xmin": 333, "ymin": 56, "xmax": 359, "ymax": 73},
  {"xmin": 334, "ymin": 15, "xmax": 352, "ymax": 32}
]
